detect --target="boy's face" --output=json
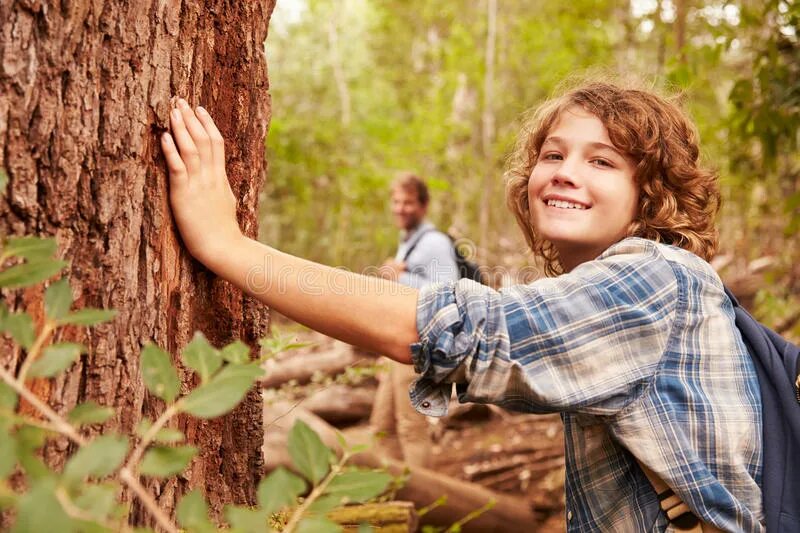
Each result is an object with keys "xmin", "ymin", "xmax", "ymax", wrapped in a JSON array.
[{"xmin": 527, "ymin": 107, "xmax": 638, "ymax": 271}]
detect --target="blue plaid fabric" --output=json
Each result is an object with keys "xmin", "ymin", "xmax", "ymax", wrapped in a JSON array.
[{"xmin": 410, "ymin": 237, "xmax": 763, "ymax": 532}]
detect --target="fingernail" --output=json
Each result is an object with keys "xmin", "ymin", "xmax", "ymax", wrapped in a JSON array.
[
  {"xmin": 171, "ymin": 109, "xmax": 181, "ymax": 120},
  {"xmin": 196, "ymin": 106, "xmax": 207, "ymax": 115},
  {"xmin": 178, "ymin": 98, "xmax": 189, "ymax": 108},
  {"xmin": 162, "ymin": 132, "xmax": 173, "ymax": 143}
]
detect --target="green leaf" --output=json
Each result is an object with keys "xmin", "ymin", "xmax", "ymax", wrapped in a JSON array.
[
  {"xmin": 221, "ymin": 340, "xmax": 251, "ymax": 364},
  {"xmin": 0, "ymin": 382, "xmax": 18, "ymax": 411},
  {"xmin": 63, "ymin": 435, "xmax": 128, "ymax": 484},
  {"xmin": 139, "ymin": 445, "xmax": 197, "ymax": 477},
  {"xmin": 28, "ymin": 342, "xmax": 85, "ymax": 378},
  {"xmin": 181, "ymin": 332, "xmax": 222, "ymax": 383},
  {"xmin": 140, "ymin": 344, "xmax": 180, "ymax": 403},
  {"xmin": 3, "ymin": 236, "xmax": 57, "ymax": 261},
  {"xmin": 324, "ymin": 470, "xmax": 392, "ymax": 503},
  {"xmin": 297, "ymin": 516, "xmax": 341, "ymax": 533},
  {"xmin": 224, "ymin": 505, "xmax": 269, "ymax": 533},
  {"xmin": 67, "ymin": 401, "xmax": 114, "ymax": 425},
  {"xmin": 15, "ymin": 427, "xmax": 50, "ymax": 481},
  {"xmin": 0, "ymin": 433, "xmax": 17, "ymax": 478},
  {"xmin": 1, "ymin": 311, "xmax": 35, "ymax": 350},
  {"xmin": 177, "ymin": 489, "xmax": 215, "ymax": 532},
  {"xmin": 57, "ymin": 308, "xmax": 117, "ymax": 326},
  {"xmin": 135, "ymin": 419, "xmax": 184, "ymax": 443},
  {"xmin": 44, "ymin": 279, "xmax": 73, "ymax": 320},
  {"xmin": 0, "ymin": 259, "xmax": 67, "ymax": 289},
  {"xmin": 288, "ymin": 419, "xmax": 331, "ymax": 485},
  {"xmin": 306, "ymin": 493, "xmax": 346, "ymax": 514},
  {"xmin": 357, "ymin": 524, "xmax": 373, "ymax": 533},
  {"xmin": 73, "ymin": 483, "xmax": 118, "ymax": 522},
  {"xmin": 181, "ymin": 364, "xmax": 263, "ymax": 419},
  {"xmin": 258, "ymin": 466, "xmax": 307, "ymax": 515},
  {"xmin": 13, "ymin": 479, "xmax": 73, "ymax": 533}
]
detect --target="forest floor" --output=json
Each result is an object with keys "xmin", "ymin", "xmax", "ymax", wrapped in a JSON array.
[{"xmin": 264, "ymin": 315, "xmax": 567, "ymax": 531}]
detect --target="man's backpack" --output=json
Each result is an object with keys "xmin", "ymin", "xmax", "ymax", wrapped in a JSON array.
[
  {"xmin": 725, "ymin": 287, "xmax": 800, "ymax": 532},
  {"xmin": 403, "ymin": 229, "xmax": 486, "ymax": 284}
]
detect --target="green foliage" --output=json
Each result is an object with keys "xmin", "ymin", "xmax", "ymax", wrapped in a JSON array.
[
  {"xmin": 181, "ymin": 363, "xmax": 264, "ymax": 418},
  {"xmin": 139, "ymin": 445, "xmax": 197, "ymax": 477},
  {"xmin": 28, "ymin": 342, "xmax": 84, "ymax": 378},
  {"xmin": 68, "ymin": 402, "xmax": 115, "ymax": 426},
  {"xmin": 0, "ymin": 234, "xmax": 393, "ymax": 532},
  {"xmin": 182, "ymin": 332, "xmax": 223, "ymax": 382},
  {"xmin": 62, "ymin": 435, "xmax": 128, "ymax": 485},
  {"xmin": 140, "ymin": 344, "xmax": 181, "ymax": 403},
  {"xmin": 288, "ymin": 419, "xmax": 333, "ymax": 484}
]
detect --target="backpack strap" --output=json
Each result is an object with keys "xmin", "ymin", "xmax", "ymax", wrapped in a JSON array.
[
  {"xmin": 636, "ymin": 461, "xmax": 723, "ymax": 532},
  {"xmin": 402, "ymin": 228, "xmax": 435, "ymax": 262}
]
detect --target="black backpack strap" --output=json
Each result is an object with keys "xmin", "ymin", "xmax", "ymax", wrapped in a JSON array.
[{"xmin": 402, "ymin": 228, "xmax": 434, "ymax": 262}]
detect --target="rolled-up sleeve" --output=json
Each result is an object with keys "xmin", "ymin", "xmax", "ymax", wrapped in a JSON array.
[{"xmin": 409, "ymin": 240, "xmax": 679, "ymax": 417}]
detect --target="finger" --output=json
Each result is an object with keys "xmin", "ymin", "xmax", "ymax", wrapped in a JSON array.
[
  {"xmin": 195, "ymin": 106, "xmax": 226, "ymax": 176},
  {"xmin": 160, "ymin": 133, "xmax": 188, "ymax": 187},
  {"xmin": 177, "ymin": 99, "xmax": 213, "ymax": 170},
  {"xmin": 169, "ymin": 107, "xmax": 200, "ymax": 175}
]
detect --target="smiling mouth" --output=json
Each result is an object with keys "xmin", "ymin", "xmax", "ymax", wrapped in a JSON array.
[{"xmin": 545, "ymin": 199, "xmax": 589, "ymax": 210}]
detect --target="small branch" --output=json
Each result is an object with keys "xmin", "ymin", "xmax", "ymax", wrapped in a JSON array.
[
  {"xmin": 55, "ymin": 487, "xmax": 128, "ymax": 532},
  {"xmin": 282, "ymin": 452, "xmax": 352, "ymax": 533},
  {"xmin": 125, "ymin": 401, "xmax": 181, "ymax": 474},
  {"xmin": 0, "ymin": 365, "xmax": 85, "ymax": 446},
  {"xmin": 445, "ymin": 498, "xmax": 496, "ymax": 532},
  {"xmin": 17, "ymin": 320, "xmax": 56, "ymax": 383},
  {"xmin": 119, "ymin": 467, "xmax": 178, "ymax": 533},
  {"xmin": 0, "ymin": 365, "xmax": 179, "ymax": 533}
]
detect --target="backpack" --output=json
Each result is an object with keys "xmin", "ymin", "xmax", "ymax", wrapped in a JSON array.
[
  {"xmin": 725, "ymin": 286, "xmax": 800, "ymax": 532},
  {"xmin": 403, "ymin": 229, "xmax": 486, "ymax": 284},
  {"xmin": 641, "ymin": 288, "xmax": 800, "ymax": 532}
]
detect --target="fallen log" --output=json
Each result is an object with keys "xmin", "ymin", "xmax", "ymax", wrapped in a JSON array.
[
  {"xmin": 262, "ymin": 402, "xmax": 540, "ymax": 532},
  {"xmin": 327, "ymin": 502, "xmax": 418, "ymax": 532},
  {"xmin": 300, "ymin": 384, "xmax": 376, "ymax": 425},
  {"xmin": 261, "ymin": 345, "xmax": 365, "ymax": 389}
]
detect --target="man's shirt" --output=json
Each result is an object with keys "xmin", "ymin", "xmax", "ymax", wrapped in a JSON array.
[
  {"xmin": 409, "ymin": 237, "xmax": 763, "ymax": 532},
  {"xmin": 395, "ymin": 221, "xmax": 459, "ymax": 289}
]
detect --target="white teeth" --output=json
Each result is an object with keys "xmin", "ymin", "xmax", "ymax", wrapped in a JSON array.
[{"xmin": 546, "ymin": 199, "xmax": 587, "ymax": 210}]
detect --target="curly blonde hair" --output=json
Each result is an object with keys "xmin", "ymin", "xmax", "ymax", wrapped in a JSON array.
[{"xmin": 506, "ymin": 80, "xmax": 721, "ymax": 276}]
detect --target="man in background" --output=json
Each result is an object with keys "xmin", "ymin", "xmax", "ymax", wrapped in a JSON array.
[{"xmin": 372, "ymin": 172, "xmax": 459, "ymax": 467}]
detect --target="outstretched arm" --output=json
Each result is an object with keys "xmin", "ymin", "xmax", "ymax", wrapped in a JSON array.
[{"xmin": 160, "ymin": 99, "xmax": 418, "ymax": 363}]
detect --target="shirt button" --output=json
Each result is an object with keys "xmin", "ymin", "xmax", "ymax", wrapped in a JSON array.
[
  {"xmin": 567, "ymin": 510, "xmax": 573, "ymax": 521},
  {"xmin": 421, "ymin": 401, "xmax": 431, "ymax": 409}
]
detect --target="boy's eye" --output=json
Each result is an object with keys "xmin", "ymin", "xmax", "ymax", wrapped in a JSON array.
[
  {"xmin": 591, "ymin": 158, "xmax": 614, "ymax": 168},
  {"xmin": 540, "ymin": 152, "xmax": 562, "ymax": 161}
]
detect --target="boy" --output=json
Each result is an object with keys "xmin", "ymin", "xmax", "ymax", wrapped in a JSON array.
[{"xmin": 161, "ymin": 81, "xmax": 762, "ymax": 532}]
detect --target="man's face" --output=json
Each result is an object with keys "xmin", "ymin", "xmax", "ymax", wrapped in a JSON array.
[{"xmin": 391, "ymin": 187, "xmax": 427, "ymax": 231}]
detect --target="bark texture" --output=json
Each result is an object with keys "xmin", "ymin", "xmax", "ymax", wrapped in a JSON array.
[{"xmin": 0, "ymin": 0, "xmax": 275, "ymax": 525}]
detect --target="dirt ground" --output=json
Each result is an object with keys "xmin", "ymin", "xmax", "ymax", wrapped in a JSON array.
[{"xmin": 264, "ymin": 317, "xmax": 568, "ymax": 531}]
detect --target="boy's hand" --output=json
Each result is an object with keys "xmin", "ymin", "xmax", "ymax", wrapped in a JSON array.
[{"xmin": 160, "ymin": 99, "xmax": 243, "ymax": 267}]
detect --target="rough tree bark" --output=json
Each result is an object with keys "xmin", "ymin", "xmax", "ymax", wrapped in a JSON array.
[{"xmin": 0, "ymin": 0, "xmax": 275, "ymax": 526}]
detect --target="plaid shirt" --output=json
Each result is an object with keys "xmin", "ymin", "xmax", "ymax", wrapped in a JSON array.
[{"xmin": 410, "ymin": 237, "xmax": 763, "ymax": 532}]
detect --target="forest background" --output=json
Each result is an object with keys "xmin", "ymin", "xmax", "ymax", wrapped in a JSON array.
[{"xmin": 263, "ymin": 0, "xmax": 799, "ymax": 338}]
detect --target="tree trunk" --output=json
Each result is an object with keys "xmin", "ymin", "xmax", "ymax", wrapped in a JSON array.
[{"xmin": 0, "ymin": 0, "xmax": 275, "ymax": 526}]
